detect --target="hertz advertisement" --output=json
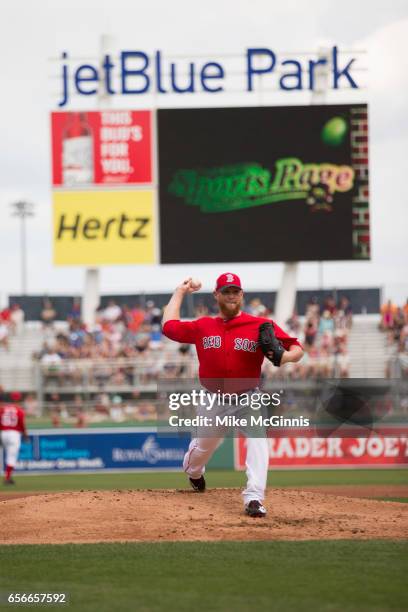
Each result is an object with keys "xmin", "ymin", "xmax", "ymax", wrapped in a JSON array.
[
  {"xmin": 158, "ymin": 104, "xmax": 370, "ymax": 263},
  {"xmin": 53, "ymin": 191, "xmax": 155, "ymax": 266}
]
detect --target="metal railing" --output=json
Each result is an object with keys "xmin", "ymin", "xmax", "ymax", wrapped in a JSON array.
[{"xmin": 35, "ymin": 356, "xmax": 199, "ymax": 413}]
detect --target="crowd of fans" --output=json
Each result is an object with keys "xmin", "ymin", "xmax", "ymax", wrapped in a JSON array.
[
  {"xmin": 26, "ymin": 293, "xmax": 356, "ymax": 423},
  {"xmin": 380, "ymin": 299, "xmax": 408, "ymax": 377},
  {"xmin": 35, "ymin": 299, "xmax": 172, "ymax": 387},
  {"xmin": 2, "ymin": 293, "xmax": 407, "ymax": 423},
  {"xmin": 44, "ymin": 391, "xmax": 159, "ymax": 427},
  {"xmin": 263, "ymin": 296, "xmax": 352, "ymax": 380},
  {"xmin": 33, "ymin": 295, "xmax": 355, "ymax": 390}
]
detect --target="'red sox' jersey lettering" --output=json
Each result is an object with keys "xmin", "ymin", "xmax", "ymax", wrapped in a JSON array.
[
  {"xmin": 203, "ymin": 335, "xmax": 222, "ymax": 349},
  {"xmin": 234, "ymin": 338, "xmax": 257, "ymax": 352},
  {"xmin": 163, "ymin": 312, "xmax": 301, "ymax": 385}
]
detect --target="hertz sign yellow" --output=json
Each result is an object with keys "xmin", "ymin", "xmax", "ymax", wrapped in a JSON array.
[{"xmin": 53, "ymin": 191, "xmax": 156, "ymax": 265}]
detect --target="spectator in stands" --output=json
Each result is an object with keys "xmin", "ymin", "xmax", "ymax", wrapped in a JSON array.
[
  {"xmin": 110, "ymin": 395, "xmax": 125, "ymax": 422},
  {"xmin": 0, "ymin": 306, "xmax": 11, "ymax": 325},
  {"xmin": 40, "ymin": 346, "xmax": 63, "ymax": 385},
  {"xmin": 397, "ymin": 345, "xmax": 408, "ymax": 378},
  {"xmin": 10, "ymin": 304, "xmax": 24, "ymax": 335},
  {"xmin": 399, "ymin": 323, "xmax": 408, "ymax": 352},
  {"xmin": 127, "ymin": 303, "xmax": 145, "ymax": 334},
  {"xmin": 393, "ymin": 308, "xmax": 405, "ymax": 343},
  {"xmin": 144, "ymin": 300, "xmax": 156, "ymax": 324},
  {"xmin": 46, "ymin": 393, "xmax": 67, "ymax": 423},
  {"xmin": 305, "ymin": 296, "xmax": 320, "ymax": 320},
  {"xmin": 134, "ymin": 323, "xmax": 151, "ymax": 352},
  {"xmin": 318, "ymin": 310, "xmax": 335, "ymax": 336},
  {"xmin": 286, "ymin": 311, "xmax": 301, "ymax": 335},
  {"xmin": 323, "ymin": 295, "xmax": 337, "ymax": 316},
  {"xmin": 150, "ymin": 306, "xmax": 162, "ymax": 327},
  {"xmin": 337, "ymin": 296, "xmax": 353, "ymax": 329},
  {"xmin": 135, "ymin": 399, "xmax": 157, "ymax": 421},
  {"xmin": 171, "ymin": 344, "xmax": 192, "ymax": 377},
  {"xmin": 23, "ymin": 393, "xmax": 39, "ymax": 416},
  {"xmin": 321, "ymin": 329, "xmax": 334, "ymax": 349},
  {"xmin": 246, "ymin": 297, "xmax": 267, "ymax": 317},
  {"xmin": 194, "ymin": 301, "xmax": 209, "ymax": 317},
  {"xmin": 334, "ymin": 327, "xmax": 348, "ymax": 351},
  {"xmin": 304, "ymin": 318, "xmax": 318, "ymax": 348},
  {"xmin": 68, "ymin": 297, "xmax": 81, "ymax": 321},
  {"xmin": 68, "ymin": 319, "xmax": 86, "ymax": 348},
  {"xmin": 41, "ymin": 298, "xmax": 57, "ymax": 328},
  {"xmin": 380, "ymin": 299, "xmax": 397, "ymax": 331},
  {"xmin": 0, "ymin": 321, "xmax": 9, "ymax": 351},
  {"xmin": 65, "ymin": 394, "xmax": 87, "ymax": 427},
  {"xmin": 403, "ymin": 299, "xmax": 408, "ymax": 325},
  {"xmin": 103, "ymin": 300, "xmax": 122, "ymax": 323},
  {"xmin": 306, "ymin": 346, "xmax": 320, "ymax": 378},
  {"xmin": 94, "ymin": 392, "xmax": 110, "ymax": 415},
  {"xmin": 335, "ymin": 345, "xmax": 350, "ymax": 378},
  {"xmin": 318, "ymin": 347, "xmax": 334, "ymax": 378}
]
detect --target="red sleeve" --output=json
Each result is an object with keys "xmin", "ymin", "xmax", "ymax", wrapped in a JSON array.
[
  {"xmin": 18, "ymin": 407, "xmax": 26, "ymax": 433},
  {"xmin": 271, "ymin": 321, "xmax": 303, "ymax": 350},
  {"xmin": 162, "ymin": 319, "xmax": 197, "ymax": 344}
]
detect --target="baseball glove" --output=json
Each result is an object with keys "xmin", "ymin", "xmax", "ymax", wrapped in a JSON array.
[{"xmin": 258, "ymin": 322, "xmax": 285, "ymax": 367}]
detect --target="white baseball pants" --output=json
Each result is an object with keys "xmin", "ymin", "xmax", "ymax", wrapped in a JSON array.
[
  {"xmin": 0, "ymin": 430, "xmax": 22, "ymax": 467},
  {"xmin": 183, "ymin": 435, "xmax": 269, "ymax": 505}
]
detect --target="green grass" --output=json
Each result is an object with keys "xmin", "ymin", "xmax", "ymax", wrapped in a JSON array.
[
  {"xmin": 2, "ymin": 468, "xmax": 407, "ymax": 493},
  {"xmin": 26, "ymin": 418, "xmax": 162, "ymax": 429},
  {"xmin": 0, "ymin": 541, "xmax": 406, "ymax": 611},
  {"xmin": 374, "ymin": 497, "xmax": 408, "ymax": 503}
]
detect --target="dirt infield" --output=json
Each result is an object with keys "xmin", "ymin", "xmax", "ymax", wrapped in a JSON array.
[
  {"xmin": 0, "ymin": 488, "xmax": 407, "ymax": 544},
  {"xmin": 289, "ymin": 485, "xmax": 408, "ymax": 498}
]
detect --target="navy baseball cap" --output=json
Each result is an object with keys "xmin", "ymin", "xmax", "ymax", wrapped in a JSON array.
[{"xmin": 215, "ymin": 273, "xmax": 242, "ymax": 292}]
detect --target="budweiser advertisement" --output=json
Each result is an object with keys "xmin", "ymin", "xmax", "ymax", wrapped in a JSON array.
[
  {"xmin": 51, "ymin": 110, "xmax": 152, "ymax": 186},
  {"xmin": 235, "ymin": 428, "xmax": 408, "ymax": 469}
]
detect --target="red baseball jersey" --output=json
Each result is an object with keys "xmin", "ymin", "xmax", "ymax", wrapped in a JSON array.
[
  {"xmin": 163, "ymin": 312, "xmax": 301, "ymax": 391},
  {"xmin": 0, "ymin": 403, "xmax": 26, "ymax": 433}
]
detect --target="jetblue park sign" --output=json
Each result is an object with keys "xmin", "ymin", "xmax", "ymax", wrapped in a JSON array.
[{"xmin": 57, "ymin": 46, "xmax": 359, "ymax": 107}]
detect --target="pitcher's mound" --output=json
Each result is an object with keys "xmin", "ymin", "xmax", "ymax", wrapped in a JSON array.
[{"xmin": 1, "ymin": 488, "xmax": 407, "ymax": 544}]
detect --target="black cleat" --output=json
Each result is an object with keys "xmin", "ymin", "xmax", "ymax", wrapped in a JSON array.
[
  {"xmin": 3, "ymin": 479, "xmax": 16, "ymax": 486},
  {"xmin": 189, "ymin": 476, "xmax": 206, "ymax": 492},
  {"xmin": 245, "ymin": 500, "xmax": 267, "ymax": 518}
]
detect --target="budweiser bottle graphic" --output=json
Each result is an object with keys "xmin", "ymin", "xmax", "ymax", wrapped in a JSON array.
[{"xmin": 62, "ymin": 112, "xmax": 94, "ymax": 185}]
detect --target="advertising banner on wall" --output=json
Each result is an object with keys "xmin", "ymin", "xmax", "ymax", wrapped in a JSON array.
[
  {"xmin": 10, "ymin": 429, "xmax": 190, "ymax": 473},
  {"xmin": 51, "ymin": 110, "xmax": 152, "ymax": 187},
  {"xmin": 158, "ymin": 104, "xmax": 370, "ymax": 263},
  {"xmin": 53, "ymin": 190, "xmax": 156, "ymax": 265},
  {"xmin": 235, "ymin": 428, "xmax": 408, "ymax": 469}
]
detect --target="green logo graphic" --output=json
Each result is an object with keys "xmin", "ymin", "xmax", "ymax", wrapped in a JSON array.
[
  {"xmin": 168, "ymin": 158, "xmax": 354, "ymax": 213},
  {"xmin": 321, "ymin": 116, "xmax": 348, "ymax": 147}
]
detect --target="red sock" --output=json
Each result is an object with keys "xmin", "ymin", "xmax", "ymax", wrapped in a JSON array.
[{"xmin": 5, "ymin": 465, "xmax": 13, "ymax": 480}]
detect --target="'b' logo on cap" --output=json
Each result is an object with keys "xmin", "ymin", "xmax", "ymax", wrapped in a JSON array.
[{"xmin": 226, "ymin": 274, "xmax": 234, "ymax": 283}]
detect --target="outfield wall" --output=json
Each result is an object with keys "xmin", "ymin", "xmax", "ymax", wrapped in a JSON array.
[{"xmin": 4, "ymin": 428, "xmax": 407, "ymax": 475}]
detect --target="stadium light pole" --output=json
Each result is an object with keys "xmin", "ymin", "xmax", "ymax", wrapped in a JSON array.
[
  {"xmin": 82, "ymin": 33, "xmax": 114, "ymax": 328},
  {"xmin": 11, "ymin": 200, "xmax": 35, "ymax": 295}
]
